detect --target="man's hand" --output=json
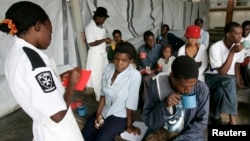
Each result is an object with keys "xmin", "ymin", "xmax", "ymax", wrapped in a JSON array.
[
  {"xmin": 231, "ymin": 43, "xmax": 244, "ymax": 53},
  {"xmin": 165, "ymin": 93, "xmax": 181, "ymax": 107}
]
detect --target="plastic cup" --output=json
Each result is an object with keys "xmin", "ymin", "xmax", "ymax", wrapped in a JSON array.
[
  {"xmin": 140, "ymin": 52, "xmax": 146, "ymax": 59},
  {"xmin": 181, "ymin": 93, "xmax": 197, "ymax": 109},
  {"xmin": 243, "ymin": 40, "xmax": 250, "ymax": 49},
  {"xmin": 158, "ymin": 35, "xmax": 163, "ymax": 40},
  {"xmin": 77, "ymin": 106, "xmax": 88, "ymax": 117},
  {"xmin": 146, "ymin": 66, "xmax": 151, "ymax": 74},
  {"xmin": 111, "ymin": 41, "xmax": 116, "ymax": 50}
]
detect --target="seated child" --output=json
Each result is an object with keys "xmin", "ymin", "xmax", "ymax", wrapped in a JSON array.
[
  {"xmin": 156, "ymin": 44, "xmax": 176, "ymax": 75},
  {"xmin": 108, "ymin": 29, "xmax": 123, "ymax": 62}
]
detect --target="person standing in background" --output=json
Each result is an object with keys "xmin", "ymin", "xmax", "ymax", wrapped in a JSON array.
[
  {"xmin": 156, "ymin": 24, "xmax": 184, "ymax": 56},
  {"xmin": 85, "ymin": 7, "xmax": 111, "ymax": 102},
  {"xmin": 194, "ymin": 18, "xmax": 210, "ymax": 49},
  {"xmin": 1, "ymin": 1, "xmax": 84, "ymax": 141}
]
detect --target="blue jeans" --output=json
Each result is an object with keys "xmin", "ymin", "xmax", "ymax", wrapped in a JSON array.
[{"xmin": 205, "ymin": 73, "xmax": 237, "ymax": 119}]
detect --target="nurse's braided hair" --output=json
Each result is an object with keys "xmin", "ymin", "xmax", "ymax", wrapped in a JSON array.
[{"xmin": 0, "ymin": 1, "xmax": 49, "ymax": 36}]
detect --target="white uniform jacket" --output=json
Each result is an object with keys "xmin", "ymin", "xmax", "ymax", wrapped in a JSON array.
[{"xmin": 4, "ymin": 37, "xmax": 84, "ymax": 141}]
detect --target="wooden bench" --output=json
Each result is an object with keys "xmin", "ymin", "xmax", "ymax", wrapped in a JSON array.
[{"xmin": 237, "ymin": 88, "xmax": 250, "ymax": 104}]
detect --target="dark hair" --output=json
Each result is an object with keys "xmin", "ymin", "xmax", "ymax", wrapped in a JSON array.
[
  {"xmin": 242, "ymin": 20, "xmax": 250, "ymax": 28},
  {"xmin": 161, "ymin": 44, "xmax": 173, "ymax": 57},
  {"xmin": 143, "ymin": 31, "xmax": 154, "ymax": 41},
  {"xmin": 195, "ymin": 18, "xmax": 203, "ymax": 24},
  {"xmin": 0, "ymin": 1, "xmax": 49, "ymax": 36},
  {"xmin": 224, "ymin": 21, "xmax": 241, "ymax": 35},
  {"xmin": 115, "ymin": 42, "xmax": 137, "ymax": 60},
  {"xmin": 171, "ymin": 55, "xmax": 198, "ymax": 79},
  {"xmin": 162, "ymin": 24, "xmax": 170, "ymax": 31},
  {"xmin": 112, "ymin": 29, "xmax": 122, "ymax": 36}
]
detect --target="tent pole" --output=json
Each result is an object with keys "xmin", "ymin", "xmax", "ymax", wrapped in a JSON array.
[{"xmin": 70, "ymin": 0, "xmax": 87, "ymax": 69}]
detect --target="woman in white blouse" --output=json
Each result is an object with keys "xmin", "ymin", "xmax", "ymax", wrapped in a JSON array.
[{"xmin": 178, "ymin": 25, "xmax": 208, "ymax": 82}]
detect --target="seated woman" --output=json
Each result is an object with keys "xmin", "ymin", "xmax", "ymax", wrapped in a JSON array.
[
  {"xmin": 178, "ymin": 25, "xmax": 208, "ymax": 82},
  {"xmin": 82, "ymin": 42, "xmax": 141, "ymax": 141}
]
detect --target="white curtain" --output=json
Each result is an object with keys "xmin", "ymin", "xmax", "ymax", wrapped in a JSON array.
[{"xmin": 80, "ymin": 0, "xmax": 209, "ymax": 49}]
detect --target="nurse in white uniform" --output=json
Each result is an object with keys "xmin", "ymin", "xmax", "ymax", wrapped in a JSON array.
[
  {"xmin": 85, "ymin": 7, "xmax": 111, "ymax": 101},
  {"xmin": 1, "ymin": 1, "xmax": 84, "ymax": 141}
]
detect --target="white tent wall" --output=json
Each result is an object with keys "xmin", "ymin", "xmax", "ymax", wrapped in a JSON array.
[{"xmin": 80, "ymin": 0, "xmax": 209, "ymax": 49}]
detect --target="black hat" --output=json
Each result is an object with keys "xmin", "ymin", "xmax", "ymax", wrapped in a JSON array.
[{"xmin": 94, "ymin": 7, "xmax": 109, "ymax": 18}]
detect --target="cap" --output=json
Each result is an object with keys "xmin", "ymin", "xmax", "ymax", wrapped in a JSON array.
[
  {"xmin": 184, "ymin": 25, "xmax": 201, "ymax": 38},
  {"xmin": 94, "ymin": 7, "xmax": 109, "ymax": 18}
]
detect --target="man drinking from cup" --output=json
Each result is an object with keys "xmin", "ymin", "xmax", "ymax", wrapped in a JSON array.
[{"xmin": 142, "ymin": 55, "xmax": 209, "ymax": 141}]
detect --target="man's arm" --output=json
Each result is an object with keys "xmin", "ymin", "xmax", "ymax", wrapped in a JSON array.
[
  {"xmin": 217, "ymin": 44, "xmax": 243, "ymax": 75},
  {"xmin": 217, "ymin": 51, "xmax": 235, "ymax": 75},
  {"xmin": 173, "ymin": 82, "xmax": 210, "ymax": 141},
  {"xmin": 173, "ymin": 34, "xmax": 185, "ymax": 51},
  {"xmin": 142, "ymin": 80, "xmax": 171, "ymax": 130},
  {"xmin": 235, "ymin": 62, "xmax": 245, "ymax": 88}
]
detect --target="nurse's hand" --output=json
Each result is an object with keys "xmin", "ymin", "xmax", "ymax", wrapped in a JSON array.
[
  {"xmin": 105, "ymin": 37, "xmax": 112, "ymax": 44},
  {"xmin": 69, "ymin": 67, "xmax": 81, "ymax": 87}
]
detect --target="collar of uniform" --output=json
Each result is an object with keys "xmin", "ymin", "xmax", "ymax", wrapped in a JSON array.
[{"xmin": 14, "ymin": 36, "xmax": 50, "ymax": 65}]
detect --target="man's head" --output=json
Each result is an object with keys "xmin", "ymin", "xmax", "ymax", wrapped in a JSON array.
[
  {"xmin": 224, "ymin": 21, "xmax": 242, "ymax": 44},
  {"xmin": 143, "ymin": 31, "xmax": 155, "ymax": 48},
  {"xmin": 242, "ymin": 20, "xmax": 250, "ymax": 38},
  {"xmin": 161, "ymin": 24, "xmax": 170, "ymax": 35},
  {"xmin": 194, "ymin": 18, "xmax": 203, "ymax": 28},
  {"xmin": 93, "ymin": 7, "xmax": 109, "ymax": 25},
  {"xmin": 170, "ymin": 55, "xmax": 198, "ymax": 94}
]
